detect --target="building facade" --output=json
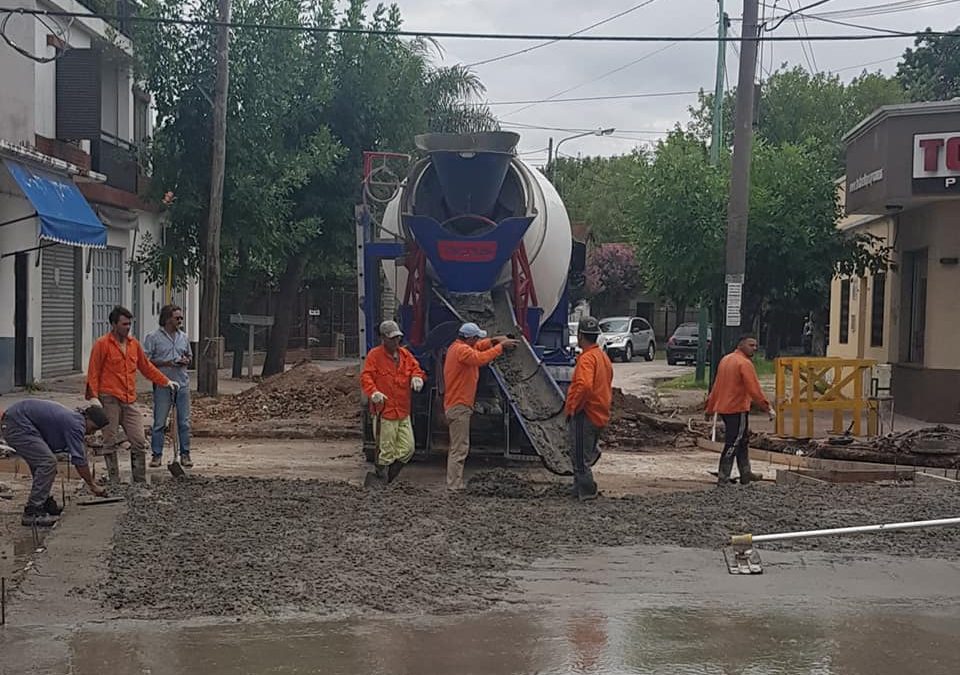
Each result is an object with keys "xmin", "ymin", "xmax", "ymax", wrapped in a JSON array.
[
  {"xmin": 0, "ymin": 0, "xmax": 199, "ymax": 392},
  {"xmin": 830, "ymin": 102, "xmax": 960, "ymax": 422}
]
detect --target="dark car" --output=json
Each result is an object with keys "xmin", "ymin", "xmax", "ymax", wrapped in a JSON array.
[{"xmin": 666, "ymin": 323, "xmax": 712, "ymax": 365}]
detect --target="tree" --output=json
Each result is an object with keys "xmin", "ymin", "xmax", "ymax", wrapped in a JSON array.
[
  {"xmin": 689, "ymin": 66, "xmax": 906, "ymax": 174},
  {"xmin": 585, "ymin": 244, "xmax": 641, "ymax": 316},
  {"xmin": 630, "ymin": 131, "xmax": 727, "ymax": 326},
  {"xmin": 898, "ymin": 27, "xmax": 960, "ymax": 102}
]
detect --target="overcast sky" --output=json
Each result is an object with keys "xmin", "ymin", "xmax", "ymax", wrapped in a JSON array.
[{"xmin": 390, "ymin": 0, "xmax": 960, "ymax": 163}]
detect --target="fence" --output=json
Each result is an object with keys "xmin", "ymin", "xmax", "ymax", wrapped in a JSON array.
[{"xmin": 774, "ymin": 357, "xmax": 878, "ymax": 438}]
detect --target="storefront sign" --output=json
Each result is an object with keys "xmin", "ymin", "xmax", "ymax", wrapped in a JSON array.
[
  {"xmin": 848, "ymin": 169, "xmax": 884, "ymax": 193},
  {"xmin": 913, "ymin": 132, "xmax": 960, "ymax": 194}
]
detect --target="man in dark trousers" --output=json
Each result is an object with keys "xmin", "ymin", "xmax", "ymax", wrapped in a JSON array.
[
  {"xmin": 1, "ymin": 400, "xmax": 110, "ymax": 526},
  {"xmin": 564, "ymin": 317, "xmax": 613, "ymax": 501},
  {"xmin": 705, "ymin": 334, "xmax": 771, "ymax": 486}
]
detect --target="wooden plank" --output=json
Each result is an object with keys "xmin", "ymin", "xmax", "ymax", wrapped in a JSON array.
[
  {"xmin": 696, "ymin": 438, "xmax": 917, "ymax": 472},
  {"xmin": 915, "ymin": 472, "xmax": 960, "ymax": 487},
  {"xmin": 776, "ymin": 470, "xmax": 828, "ymax": 486},
  {"xmin": 796, "ymin": 468, "xmax": 913, "ymax": 483}
]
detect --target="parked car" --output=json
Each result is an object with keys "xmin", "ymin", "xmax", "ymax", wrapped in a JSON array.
[
  {"xmin": 666, "ymin": 322, "xmax": 712, "ymax": 365},
  {"xmin": 598, "ymin": 317, "xmax": 656, "ymax": 362}
]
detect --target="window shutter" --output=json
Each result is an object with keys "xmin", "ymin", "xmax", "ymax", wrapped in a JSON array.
[{"xmin": 56, "ymin": 49, "xmax": 102, "ymax": 140}]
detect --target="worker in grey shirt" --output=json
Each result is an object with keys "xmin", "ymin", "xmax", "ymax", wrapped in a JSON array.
[
  {"xmin": 143, "ymin": 304, "xmax": 193, "ymax": 468},
  {"xmin": 1, "ymin": 400, "xmax": 109, "ymax": 526}
]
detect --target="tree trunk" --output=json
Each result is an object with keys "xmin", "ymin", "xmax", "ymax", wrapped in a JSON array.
[
  {"xmin": 673, "ymin": 300, "xmax": 687, "ymax": 330},
  {"xmin": 262, "ymin": 253, "xmax": 307, "ymax": 377}
]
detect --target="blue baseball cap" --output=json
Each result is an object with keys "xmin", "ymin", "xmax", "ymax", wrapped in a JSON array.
[{"xmin": 458, "ymin": 322, "xmax": 488, "ymax": 339}]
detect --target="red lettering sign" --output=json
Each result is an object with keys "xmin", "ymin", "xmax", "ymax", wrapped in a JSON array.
[
  {"xmin": 437, "ymin": 240, "xmax": 497, "ymax": 262},
  {"xmin": 947, "ymin": 137, "xmax": 960, "ymax": 172},
  {"xmin": 919, "ymin": 138, "xmax": 944, "ymax": 172}
]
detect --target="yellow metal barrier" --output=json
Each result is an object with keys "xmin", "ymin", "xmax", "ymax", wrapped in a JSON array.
[{"xmin": 774, "ymin": 357, "xmax": 878, "ymax": 438}]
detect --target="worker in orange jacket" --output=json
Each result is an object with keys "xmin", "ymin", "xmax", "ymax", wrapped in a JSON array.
[
  {"xmin": 360, "ymin": 320, "xmax": 427, "ymax": 485},
  {"xmin": 705, "ymin": 334, "xmax": 771, "ymax": 486},
  {"xmin": 443, "ymin": 322, "xmax": 518, "ymax": 491},
  {"xmin": 564, "ymin": 316, "xmax": 613, "ymax": 501},
  {"xmin": 85, "ymin": 305, "xmax": 177, "ymax": 484}
]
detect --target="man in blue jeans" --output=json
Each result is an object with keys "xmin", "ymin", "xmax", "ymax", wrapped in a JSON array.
[
  {"xmin": 143, "ymin": 304, "xmax": 193, "ymax": 467},
  {"xmin": 1, "ymin": 400, "xmax": 109, "ymax": 526}
]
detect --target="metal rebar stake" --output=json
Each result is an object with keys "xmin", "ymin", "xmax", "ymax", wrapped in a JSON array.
[{"xmin": 1, "ymin": 575, "xmax": 6, "ymax": 626}]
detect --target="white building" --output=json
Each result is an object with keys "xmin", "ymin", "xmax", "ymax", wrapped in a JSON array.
[{"xmin": 0, "ymin": 0, "xmax": 199, "ymax": 392}]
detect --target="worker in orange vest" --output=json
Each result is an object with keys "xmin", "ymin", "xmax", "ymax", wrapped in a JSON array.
[
  {"xmin": 705, "ymin": 333, "xmax": 771, "ymax": 486},
  {"xmin": 564, "ymin": 316, "xmax": 613, "ymax": 501},
  {"xmin": 443, "ymin": 322, "xmax": 518, "ymax": 491},
  {"xmin": 360, "ymin": 320, "xmax": 427, "ymax": 485}
]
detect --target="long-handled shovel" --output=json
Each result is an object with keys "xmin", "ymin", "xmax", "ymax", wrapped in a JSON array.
[
  {"xmin": 167, "ymin": 389, "xmax": 186, "ymax": 478},
  {"xmin": 363, "ymin": 403, "xmax": 384, "ymax": 488}
]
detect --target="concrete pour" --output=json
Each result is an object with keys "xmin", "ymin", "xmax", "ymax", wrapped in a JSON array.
[{"xmin": 98, "ymin": 473, "xmax": 960, "ymax": 619}]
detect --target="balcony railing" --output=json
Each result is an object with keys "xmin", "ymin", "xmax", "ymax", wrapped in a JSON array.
[{"xmin": 91, "ymin": 132, "xmax": 139, "ymax": 193}]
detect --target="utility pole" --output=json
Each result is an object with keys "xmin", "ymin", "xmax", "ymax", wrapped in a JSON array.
[
  {"xmin": 698, "ymin": 0, "xmax": 729, "ymax": 385},
  {"xmin": 546, "ymin": 137, "xmax": 554, "ymax": 176},
  {"xmin": 721, "ymin": 0, "xmax": 760, "ymax": 352},
  {"xmin": 198, "ymin": 0, "xmax": 232, "ymax": 396}
]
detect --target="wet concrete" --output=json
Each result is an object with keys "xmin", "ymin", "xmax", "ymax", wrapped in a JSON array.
[{"xmin": 4, "ymin": 544, "xmax": 960, "ymax": 674}]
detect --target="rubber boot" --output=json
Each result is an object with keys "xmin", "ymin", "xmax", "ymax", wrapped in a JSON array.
[
  {"xmin": 22, "ymin": 506, "xmax": 58, "ymax": 527},
  {"xmin": 364, "ymin": 464, "xmax": 387, "ymax": 488},
  {"xmin": 43, "ymin": 496, "xmax": 63, "ymax": 516},
  {"xmin": 387, "ymin": 461, "xmax": 404, "ymax": 484},
  {"xmin": 104, "ymin": 453, "xmax": 121, "ymax": 484},
  {"xmin": 131, "ymin": 452, "xmax": 147, "ymax": 484},
  {"xmin": 736, "ymin": 453, "xmax": 754, "ymax": 486},
  {"xmin": 576, "ymin": 473, "xmax": 598, "ymax": 501},
  {"xmin": 717, "ymin": 452, "xmax": 735, "ymax": 486}
]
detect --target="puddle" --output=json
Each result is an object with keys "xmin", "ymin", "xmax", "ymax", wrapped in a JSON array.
[{"xmin": 47, "ymin": 606, "xmax": 960, "ymax": 675}]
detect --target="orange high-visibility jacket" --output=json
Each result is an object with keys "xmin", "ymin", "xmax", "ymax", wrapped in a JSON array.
[
  {"xmin": 705, "ymin": 349, "xmax": 770, "ymax": 415},
  {"xmin": 86, "ymin": 333, "xmax": 170, "ymax": 404},
  {"xmin": 564, "ymin": 344, "xmax": 614, "ymax": 427},
  {"xmin": 360, "ymin": 345, "xmax": 426, "ymax": 421},
  {"xmin": 443, "ymin": 338, "xmax": 503, "ymax": 411}
]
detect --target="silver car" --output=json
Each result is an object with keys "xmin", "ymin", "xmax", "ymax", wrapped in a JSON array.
[{"xmin": 598, "ymin": 316, "xmax": 657, "ymax": 362}]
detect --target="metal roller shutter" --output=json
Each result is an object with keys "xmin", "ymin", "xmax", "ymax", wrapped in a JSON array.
[
  {"xmin": 92, "ymin": 248, "xmax": 124, "ymax": 340},
  {"xmin": 41, "ymin": 244, "xmax": 81, "ymax": 377}
]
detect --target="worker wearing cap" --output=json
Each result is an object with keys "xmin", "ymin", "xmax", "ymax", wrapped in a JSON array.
[
  {"xmin": 705, "ymin": 333, "xmax": 771, "ymax": 486},
  {"xmin": 443, "ymin": 323, "xmax": 518, "ymax": 491},
  {"xmin": 1, "ymin": 400, "xmax": 110, "ymax": 527},
  {"xmin": 360, "ymin": 320, "xmax": 427, "ymax": 484},
  {"xmin": 564, "ymin": 316, "xmax": 613, "ymax": 501}
]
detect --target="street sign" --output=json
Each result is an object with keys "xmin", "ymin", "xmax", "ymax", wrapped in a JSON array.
[
  {"xmin": 308, "ymin": 309, "xmax": 321, "ymax": 317},
  {"xmin": 725, "ymin": 281, "xmax": 742, "ymax": 327}
]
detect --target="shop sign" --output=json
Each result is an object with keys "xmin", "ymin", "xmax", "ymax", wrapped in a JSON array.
[{"xmin": 913, "ymin": 133, "xmax": 960, "ymax": 194}]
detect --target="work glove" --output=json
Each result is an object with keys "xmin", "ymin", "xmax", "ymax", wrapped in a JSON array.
[
  {"xmin": 371, "ymin": 391, "xmax": 387, "ymax": 405},
  {"xmin": 88, "ymin": 398, "xmax": 103, "ymax": 408},
  {"xmin": 411, "ymin": 377, "xmax": 424, "ymax": 392},
  {"xmin": 167, "ymin": 381, "xmax": 181, "ymax": 393}
]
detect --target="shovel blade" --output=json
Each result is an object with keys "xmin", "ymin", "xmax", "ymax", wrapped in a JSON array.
[{"xmin": 167, "ymin": 460, "xmax": 186, "ymax": 478}]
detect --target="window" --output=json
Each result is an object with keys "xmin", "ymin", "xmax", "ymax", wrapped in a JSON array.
[
  {"xmin": 870, "ymin": 273, "xmax": 886, "ymax": 348},
  {"xmin": 904, "ymin": 250, "xmax": 928, "ymax": 363},
  {"xmin": 134, "ymin": 94, "xmax": 149, "ymax": 148},
  {"xmin": 637, "ymin": 319, "xmax": 652, "ymax": 333},
  {"xmin": 839, "ymin": 279, "xmax": 851, "ymax": 344}
]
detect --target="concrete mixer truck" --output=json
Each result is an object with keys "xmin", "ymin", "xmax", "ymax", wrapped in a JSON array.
[{"xmin": 356, "ymin": 132, "xmax": 589, "ymax": 475}]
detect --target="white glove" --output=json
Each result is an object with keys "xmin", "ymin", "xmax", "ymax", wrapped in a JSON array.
[
  {"xmin": 768, "ymin": 408, "xmax": 777, "ymax": 420},
  {"xmin": 88, "ymin": 398, "xmax": 103, "ymax": 408},
  {"xmin": 411, "ymin": 377, "xmax": 424, "ymax": 392},
  {"xmin": 371, "ymin": 391, "xmax": 386, "ymax": 405},
  {"xmin": 168, "ymin": 381, "xmax": 181, "ymax": 393}
]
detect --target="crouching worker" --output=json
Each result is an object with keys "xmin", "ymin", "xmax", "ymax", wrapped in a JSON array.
[
  {"xmin": 0, "ymin": 400, "xmax": 109, "ymax": 526},
  {"xmin": 360, "ymin": 320, "xmax": 427, "ymax": 485},
  {"xmin": 564, "ymin": 317, "xmax": 613, "ymax": 501}
]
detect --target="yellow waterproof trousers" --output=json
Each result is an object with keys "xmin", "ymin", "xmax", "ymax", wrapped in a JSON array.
[{"xmin": 376, "ymin": 416, "xmax": 415, "ymax": 465}]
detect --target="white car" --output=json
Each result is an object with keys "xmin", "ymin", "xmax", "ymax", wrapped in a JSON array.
[{"xmin": 598, "ymin": 316, "xmax": 657, "ymax": 362}]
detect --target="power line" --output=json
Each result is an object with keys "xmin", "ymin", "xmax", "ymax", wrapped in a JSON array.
[
  {"xmin": 500, "ymin": 122, "xmax": 670, "ymax": 134},
  {"xmin": 787, "ymin": 0, "xmax": 818, "ymax": 72},
  {"xmin": 765, "ymin": 0, "xmax": 834, "ymax": 32},
  {"xmin": 482, "ymin": 90, "xmax": 699, "ymax": 105},
  {"xmin": 830, "ymin": 53, "xmax": 901, "ymax": 73},
  {"xmin": 500, "ymin": 22, "xmax": 716, "ymax": 118},
  {"xmin": 466, "ymin": 0, "xmax": 662, "ymax": 67},
  {"xmin": 3, "ymin": 7, "xmax": 958, "ymax": 42}
]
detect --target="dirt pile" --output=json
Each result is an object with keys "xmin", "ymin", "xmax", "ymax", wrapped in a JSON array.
[
  {"xmin": 101, "ymin": 474, "xmax": 960, "ymax": 619},
  {"xmin": 603, "ymin": 387, "xmax": 688, "ymax": 451},
  {"xmin": 192, "ymin": 363, "xmax": 361, "ymax": 432}
]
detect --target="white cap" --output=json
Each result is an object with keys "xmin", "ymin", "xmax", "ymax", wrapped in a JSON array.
[{"xmin": 379, "ymin": 320, "xmax": 403, "ymax": 339}]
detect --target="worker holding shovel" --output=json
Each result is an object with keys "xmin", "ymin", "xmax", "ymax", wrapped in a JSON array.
[
  {"xmin": 360, "ymin": 321, "xmax": 427, "ymax": 485},
  {"xmin": 705, "ymin": 334, "xmax": 771, "ymax": 486}
]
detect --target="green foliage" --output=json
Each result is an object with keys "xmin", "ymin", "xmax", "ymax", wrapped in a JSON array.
[
  {"xmin": 898, "ymin": 27, "xmax": 960, "ymax": 102},
  {"xmin": 134, "ymin": 0, "xmax": 497, "ymax": 295},
  {"xmin": 688, "ymin": 66, "xmax": 906, "ymax": 174}
]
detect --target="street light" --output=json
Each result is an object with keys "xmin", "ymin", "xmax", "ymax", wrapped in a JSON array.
[{"xmin": 549, "ymin": 128, "xmax": 615, "ymax": 181}]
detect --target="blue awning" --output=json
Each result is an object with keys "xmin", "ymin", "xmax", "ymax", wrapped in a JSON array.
[{"xmin": 4, "ymin": 159, "xmax": 107, "ymax": 248}]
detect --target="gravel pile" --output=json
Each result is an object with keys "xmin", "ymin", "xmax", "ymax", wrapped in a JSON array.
[{"xmin": 101, "ymin": 474, "xmax": 960, "ymax": 619}]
